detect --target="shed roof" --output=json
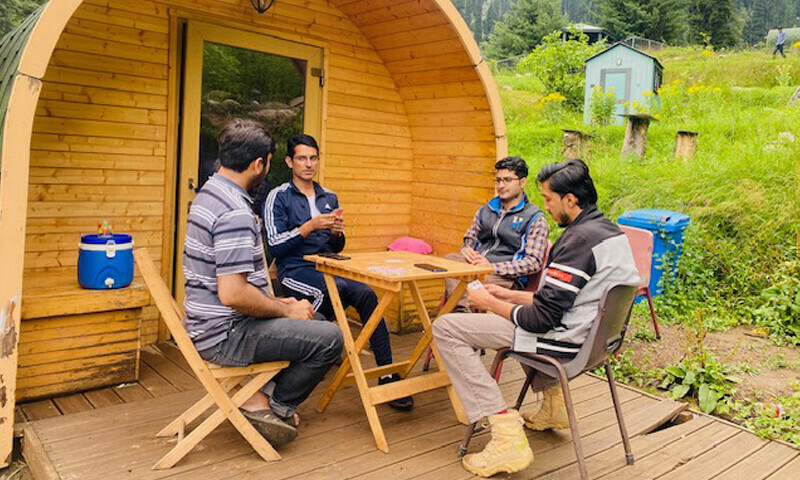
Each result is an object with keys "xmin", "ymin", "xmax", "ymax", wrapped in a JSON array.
[
  {"xmin": 0, "ymin": 4, "xmax": 45, "ymax": 164},
  {"xmin": 585, "ymin": 41, "xmax": 664, "ymax": 70},
  {"xmin": 562, "ymin": 23, "xmax": 605, "ymax": 33}
]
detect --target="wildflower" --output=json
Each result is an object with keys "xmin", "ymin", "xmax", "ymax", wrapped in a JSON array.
[{"xmin": 792, "ymin": 41, "xmax": 800, "ymax": 49}]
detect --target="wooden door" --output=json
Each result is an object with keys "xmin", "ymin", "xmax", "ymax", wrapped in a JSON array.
[{"xmin": 174, "ymin": 21, "xmax": 324, "ymax": 306}]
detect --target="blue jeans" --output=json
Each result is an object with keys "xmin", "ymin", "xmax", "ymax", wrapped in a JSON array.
[
  {"xmin": 279, "ymin": 265, "xmax": 394, "ymax": 367},
  {"xmin": 774, "ymin": 44, "xmax": 785, "ymax": 57},
  {"xmin": 199, "ymin": 316, "xmax": 343, "ymax": 418}
]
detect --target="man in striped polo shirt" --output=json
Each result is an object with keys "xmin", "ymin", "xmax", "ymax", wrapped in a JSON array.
[{"xmin": 184, "ymin": 119, "xmax": 343, "ymax": 447}]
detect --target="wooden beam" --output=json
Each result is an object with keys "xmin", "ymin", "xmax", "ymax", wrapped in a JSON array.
[{"xmin": 0, "ymin": 74, "xmax": 42, "ymax": 468}]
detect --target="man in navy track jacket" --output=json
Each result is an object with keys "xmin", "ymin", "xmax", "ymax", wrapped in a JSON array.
[{"xmin": 262, "ymin": 134, "xmax": 413, "ymax": 411}]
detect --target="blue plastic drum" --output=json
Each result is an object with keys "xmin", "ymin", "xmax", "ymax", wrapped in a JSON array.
[{"xmin": 78, "ymin": 234, "xmax": 134, "ymax": 289}]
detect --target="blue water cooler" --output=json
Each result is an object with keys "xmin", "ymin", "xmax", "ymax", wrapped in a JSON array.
[{"xmin": 78, "ymin": 234, "xmax": 134, "ymax": 289}]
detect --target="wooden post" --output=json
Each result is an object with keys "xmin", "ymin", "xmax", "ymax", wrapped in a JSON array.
[
  {"xmin": 620, "ymin": 113, "xmax": 658, "ymax": 158},
  {"xmin": 0, "ymin": 76, "xmax": 41, "ymax": 468},
  {"xmin": 562, "ymin": 129, "xmax": 590, "ymax": 160},
  {"xmin": 674, "ymin": 131, "xmax": 698, "ymax": 160}
]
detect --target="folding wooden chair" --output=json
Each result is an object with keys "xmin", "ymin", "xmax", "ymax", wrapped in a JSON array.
[{"xmin": 134, "ymin": 248, "xmax": 289, "ymax": 469}]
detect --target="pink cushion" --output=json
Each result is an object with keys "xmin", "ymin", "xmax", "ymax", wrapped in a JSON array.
[{"xmin": 387, "ymin": 236, "xmax": 433, "ymax": 254}]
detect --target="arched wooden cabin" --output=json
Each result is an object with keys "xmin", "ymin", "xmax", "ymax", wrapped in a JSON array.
[{"xmin": 0, "ymin": 0, "xmax": 505, "ymax": 416}]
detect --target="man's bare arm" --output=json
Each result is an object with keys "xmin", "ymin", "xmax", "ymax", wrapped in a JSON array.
[{"xmin": 217, "ymin": 273, "xmax": 313, "ymax": 319}]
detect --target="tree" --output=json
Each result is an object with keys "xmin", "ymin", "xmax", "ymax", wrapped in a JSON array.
[
  {"xmin": 518, "ymin": 28, "xmax": 607, "ymax": 107},
  {"xmin": 596, "ymin": 0, "xmax": 685, "ymax": 44},
  {"xmin": 482, "ymin": 0, "xmax": 566, "ymax": 59},
  {"xmin": 685, "ymin": 0, "xmax": 743, "ymax": 48},
  {"xmin": 740, "ymin": 0, "xmax": 798, "ymax": 45},
  {"xmin": 453, "ymin": 0, "xmax": 514, "ymax": 44},
  {"xmin": 0, "ymin": 0, "xmax": 45, "ymax": 39}
]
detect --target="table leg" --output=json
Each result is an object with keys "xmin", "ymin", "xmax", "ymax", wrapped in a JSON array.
[
  {"xmin": 316, "ymin": 289, "xmax": 395, "ymax": 413},
  {"xmin": 319, "ymin": 273, "xmax": 390, "ymax": 452},
  {"xmin": 402, "ymin": 279, "xmax": 468, "ymax": 378},
  {"xmin": 406, "ymin": 280, "xmax": 469, "ymax": 425}
]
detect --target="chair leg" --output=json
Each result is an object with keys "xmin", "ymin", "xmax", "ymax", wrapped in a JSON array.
[
  {"xmin": 422, "ymin": 346, "xmax": 434, "ymax": 371},
  {"xmin": 513, "ymin": 371, "xmax": 533, "ymax": 411},
  {"xmin": 559, "ymin": 371, "xmax": 589, "ymax": 480},
  {"xmin": 605, "ymin": 362, "xmax": 634, "ymax": 466},
  {"xmin": 157, "ymin": 376, "xmax": 241, "ymax": 437},
  {"xmin": 645, "ymin": 288, "xmax": 661, "ymax": 339},
  {"xmin": 458, "ymin": 422, "xmax": 478, "ymax": 457}
]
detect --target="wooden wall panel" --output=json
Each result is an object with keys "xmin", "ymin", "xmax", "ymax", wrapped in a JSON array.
[{"xmin": 333, "ymin": 0, "xmax": 498, "ymax": 255}]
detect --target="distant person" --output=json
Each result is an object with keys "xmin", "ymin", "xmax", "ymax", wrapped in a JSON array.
[
  {"xmin": 263, "ymin": 133, "xmax": 413, "ymax": 411},
  {"xmin": 443, "ymin": 156, "xmax": 549, "ymax": 311},
  {"xmin": 432, "ymin": 159, "xmax": 640, "ymax": 477},
  {"xmin": 183, "ymin": 119, "xmax": 343, "ymax": 447},
  {"xmin": 774, "ymin": 27, "xmax": 787, "ymax": 58}
]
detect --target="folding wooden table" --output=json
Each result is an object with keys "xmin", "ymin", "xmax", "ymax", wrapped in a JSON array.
[{"xmin": 306, "ymin": 251, "xmax": 492, "ymax": 453}]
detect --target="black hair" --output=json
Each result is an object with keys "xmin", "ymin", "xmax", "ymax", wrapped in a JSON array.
[
  {"xmin": 217, "ymin": 119, "xmax": 276, "ymax": 172},
  {"xmin": 494, "ymin": 156, "xmax": 528, "ymax": 179},
  {"xmin": 536, "ymin": 159, "xmax": 598, "ymax": 208},
  {"xmin": 286, "ymin": 133, "xmax": 320, "ymax": 158}
]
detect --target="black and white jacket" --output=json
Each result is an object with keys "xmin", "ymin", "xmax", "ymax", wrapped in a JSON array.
[{"xmin": 510, "ymin": 206, "xmax": 641, "ymax": 358}]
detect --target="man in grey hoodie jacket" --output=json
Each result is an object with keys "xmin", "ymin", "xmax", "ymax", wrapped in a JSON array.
[{"xmin": 432, "ymin": 159, "xmax": 640, "ymax": 478}]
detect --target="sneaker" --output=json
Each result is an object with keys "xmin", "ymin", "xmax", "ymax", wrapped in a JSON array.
[
  {"xmin": 378, "ymin": 374, "xmax": 414, "ymax": 411},
  {"xmin": 240, "ymin": 409, "xmax": 298, "ymax": 446}
]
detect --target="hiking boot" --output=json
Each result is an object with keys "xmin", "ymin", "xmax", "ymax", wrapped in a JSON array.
[
  {"xmin": 378, "ymin": 374, "xmax": 414, "ymax": 411},
  {"xmin": 462, "ymin": 410, "xmax": 534, "ymax": 477},
  {"xmin": 240, "ymin": 409, "xmax": 298, "ymax": 446},
  {"xmin": 522, "ymin": 384, "xmax": 569, "ymax": 431}
]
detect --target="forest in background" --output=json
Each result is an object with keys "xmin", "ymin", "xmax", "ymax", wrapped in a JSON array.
[
  {"xmin": 4, "ymin": 0, "xmax": 800, "ymax": 54},
  {"xmin": 455, "ymin": 0, "xmax": 800, "ymax": 58}
]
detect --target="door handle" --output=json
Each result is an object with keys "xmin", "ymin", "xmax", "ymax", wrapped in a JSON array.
[{"xmin": 188, "ymin": 178, "xmax": 198, "ymax": 192}]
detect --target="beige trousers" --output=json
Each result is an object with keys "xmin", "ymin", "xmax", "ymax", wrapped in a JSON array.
[
  {"xmin": 443, "ymin": 252, "xmax": 515, "ymax": 312},
  {"xmin": 432, "ymin": 312, "xmax": 515, "ymax": 423}
]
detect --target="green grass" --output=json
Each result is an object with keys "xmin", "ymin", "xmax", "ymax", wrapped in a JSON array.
[
  {"xmin": 497, "ymin": 46, "xmax": 800, "ymax": 335},
  {"xmin": 498, "ymin": 45, "xmax": 800, "ymax": 446}
]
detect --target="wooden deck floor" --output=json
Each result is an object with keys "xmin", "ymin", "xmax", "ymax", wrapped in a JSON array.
[{"xmin": 16, "ymin": 331, "xmax": 800, "ymax": 480}]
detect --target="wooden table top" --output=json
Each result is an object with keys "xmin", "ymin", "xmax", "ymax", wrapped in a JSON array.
[{"xmin": 305, "ymin": 251, "xmax": 493, "ymax": 283}]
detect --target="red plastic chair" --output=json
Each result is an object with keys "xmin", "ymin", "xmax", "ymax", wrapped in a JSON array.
[
  {"xmin": 618, "ymin": 225, "xmax": 661, "ymax": 339},
  {"xmin": 521, "ymin": 240, "xmax": 552, "ymax": 292}
]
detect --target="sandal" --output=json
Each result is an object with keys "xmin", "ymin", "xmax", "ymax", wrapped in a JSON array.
[{"xmin": 240, "ymin": 409, "xmax": 298, "ymax": 446}]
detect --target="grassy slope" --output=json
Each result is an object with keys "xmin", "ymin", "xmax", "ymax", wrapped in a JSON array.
[{"xmin": 498, "ymin": 46, "xmax": 800, "ymax": 330}]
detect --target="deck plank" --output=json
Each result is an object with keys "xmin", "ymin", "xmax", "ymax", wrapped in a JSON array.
[
  {"xmin": 656, "ymin": 430, "xmax": 766, "ymax": 479},
  {"xmin": 715, "ymin": 440, "xmax": 799, "ymax": 480},
  {"xmin": 52, "ymin": 394, "xmax": 94, "ymax": 414},
  {"xmin": 83, "ymin": 388, "xmax": 124, "ymax": 408},
  {"xmin": 140, "ymin": 347, "xmax": 200, "ymax": 391},
  {"xmin": 537, "ymin": 415, "xmax": 716, "ymax": 480},
  {"xmin": 137, "ymin": 361, "xmax": 180, "ymax": 397},
  {"xmin": 594, "ymin": 421, "xmax": 741, "ymax": 479},
  {"xmin": 21, "ymin": 400, "xmax": 61, "ymax": 421},
  {"xmin": 764, "ymin": 454, "xmax": 800, "ymax": 479},
  {"xmin": 113, "ymin": 382, "xmax": 154, "ymax": 402}
]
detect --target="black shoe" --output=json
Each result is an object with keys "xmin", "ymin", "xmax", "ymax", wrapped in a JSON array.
[
  {"xmin": 240, "ymin": 409, "xmax": 298, "ymax": 446},
  {"xmin": 378, "ymin": 374, "xmax": 414, "ymax": 411}
]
